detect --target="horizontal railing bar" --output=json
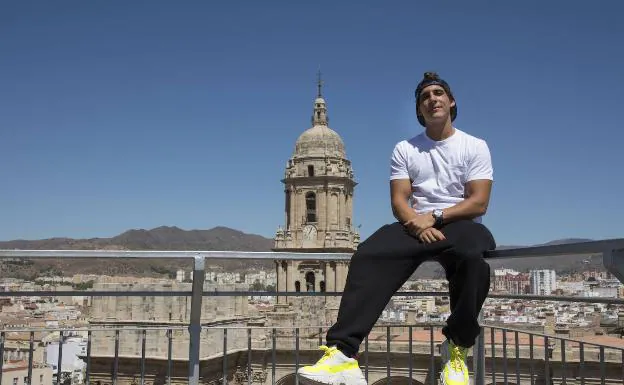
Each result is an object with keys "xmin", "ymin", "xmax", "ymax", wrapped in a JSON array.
[
  {"xmin": 7, "ymin": 291, "xmax": 192, "ymax": 297},
  {"xmin": 4, "ymin": 323, "xmax": 624, "ymax": 352},
  {"xmin": 488, "ymin": 293, "xmax": 624, "ymax": 305},
  {"xmin": 4, "ymin": 323, "xmax": 623, "ymax": 351},
  {"xmin": 4, "ymin": 290, "xmax": 624, "ymax": 304},
  {"xmin": 485, "ymin": 239, "xmax": 624, "ymax": 259},
  {"xmin": 485, "ymin": 324, "xmax": 624, "ymax": 351},
  {"xmin": 0, "ymin": 326, "xmax": 190, "ymax": 332},
  {"xmin": 1, "ymin": 237, "xmax": 623, "ymax": 260},
  {"xmin": 0, "ymin": 323, "xmax": 445, "ymax": 333},
  {"xmin": 0, "ymin": 250, "xmax": 353, "ymax": 260},
  {"xmin": 2, "ymin": 290, "xmax": 444, "ymax": 297}
]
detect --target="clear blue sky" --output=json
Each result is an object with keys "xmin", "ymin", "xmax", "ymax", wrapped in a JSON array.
[{"xmin": 1, "ymin": 1, "xmax": 623, "ymax": 246}]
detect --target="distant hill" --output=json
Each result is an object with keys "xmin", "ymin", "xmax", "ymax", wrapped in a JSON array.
[
  {"xmin": 0, "ymin": 226, "xmax": 275, "ymax": 280},
  {"xmin": 0, "ymin": 228, "xmax": 604, "ymax": 280},
  {"xmin": 0, "ymin": 226, "xmax": 273, "ymax": 251}
]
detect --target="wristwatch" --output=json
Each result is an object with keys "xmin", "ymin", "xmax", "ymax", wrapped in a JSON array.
[{"xmin": 432, "ymin": 209, "xmax": 444, "ymax": 227}]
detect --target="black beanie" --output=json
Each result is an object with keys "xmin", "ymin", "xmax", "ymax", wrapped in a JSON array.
[{"xmin": 414, "ymin": 72, "xmax": 458, "ymax": 127}]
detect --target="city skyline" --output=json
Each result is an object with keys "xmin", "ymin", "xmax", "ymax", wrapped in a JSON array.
[{"xmin": 2, "ymin": 1, "xmax": 623, "ymax": 247}]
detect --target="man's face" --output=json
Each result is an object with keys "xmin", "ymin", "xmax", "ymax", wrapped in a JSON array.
[{"xmin": 417, "ymin": 84, "xmax": 455, "ymax": 124}]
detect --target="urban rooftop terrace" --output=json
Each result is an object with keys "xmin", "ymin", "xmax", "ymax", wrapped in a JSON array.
[{"xmin": 1, "ymin": 238, "xmax": 624, "ymax": 385}]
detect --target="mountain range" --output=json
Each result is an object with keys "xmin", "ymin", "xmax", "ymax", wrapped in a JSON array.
[{"xmin": 0, "ymin": 226, "xmax": 603, "ymax": 280}]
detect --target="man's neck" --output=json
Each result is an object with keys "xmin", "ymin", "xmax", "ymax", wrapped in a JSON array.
[{"xmin": 425, "ymin": 120, "xmax": 455, "ymax": 141}]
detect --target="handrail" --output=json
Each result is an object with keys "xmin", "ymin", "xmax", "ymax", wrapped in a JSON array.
[
  {"xmin": 4, "ymin": 290, "xmax": 624, "ymax": 305},
  {"xmin": 4, "ymin": 237, "xmax": 623, "ymax": 259},
  {"xmin": 484, "ymin": 238, "xmax": 624, "ymax": 258},
  {"xmin": 0, "ymin": 249, "xmax": 352, "ymax": 259}
]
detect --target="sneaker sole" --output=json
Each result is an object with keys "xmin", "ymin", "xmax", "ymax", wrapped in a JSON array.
[
  {"xmin": 297, "ymin": 373, "xmax": 366, "ymax": 385},
  {"xmin": 297, "ymin": 374, "xmax": 344, "ymax": 385}
]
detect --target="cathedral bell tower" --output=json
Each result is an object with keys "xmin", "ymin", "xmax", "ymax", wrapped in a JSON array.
[
  {"xmin": 273, "ymin": 73, "xmax": 360, "ymax": 253},
  {"xmin": 272, "ymin": 73, "xmax": 358, "ymax": 303}
]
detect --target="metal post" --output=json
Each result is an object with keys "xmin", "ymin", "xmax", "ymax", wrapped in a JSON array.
[
  {"xmin": 28, "ymin": 331, "xmax": 34, "ymax": 385},
  {"xmin": 473, "ymin": 310, "xmax": 485, "ymax": 385},
  {"xmin": 188, "ymin": 255, "xmax": 206, "ymax": 385},
  {"xmin": 0, "ymin": 331, "xmax": 5, "ymax": 385},
  {"xmin": 85, "ymin": 330, "xmax": 92, "ymax": 385},
  {"xmin": 56, "ymin": 331, "xmax": 64, "ymax": 385}
]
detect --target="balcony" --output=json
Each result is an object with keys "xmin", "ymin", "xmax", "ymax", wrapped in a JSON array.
[{"xmin": 1, "ymin": 239, "xmax": 623, "ymax": 385}]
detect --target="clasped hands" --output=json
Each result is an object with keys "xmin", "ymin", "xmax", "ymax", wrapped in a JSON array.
[{"xmin": 403, "ymin": 212, "xmax": 446, "ymax": 244}]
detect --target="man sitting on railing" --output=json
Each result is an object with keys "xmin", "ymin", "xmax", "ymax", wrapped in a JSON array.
[{"xmin": 297, "ymin": 72, "xmax": 496, "ymax": 385}]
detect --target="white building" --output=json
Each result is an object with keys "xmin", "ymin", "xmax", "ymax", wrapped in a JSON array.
[
  {"xmin": 45, "ymin": 335, "xmax": 87, "ymax": 384},
  {"xmin": 530, "ymin": 269, "xmax": 557, "ymax": 295},
  {"xmin": 494, "ymin": 268, "xmax": 520, "ymax": 276}
]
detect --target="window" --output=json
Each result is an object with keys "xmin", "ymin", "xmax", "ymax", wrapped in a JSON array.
[
  {"xmin": 305, "ymin": 192, "xmax": 316, "ymax": 222},
  {"xmin": 308, "ymin": 165, "xmax": 314, "ymax": 177}
]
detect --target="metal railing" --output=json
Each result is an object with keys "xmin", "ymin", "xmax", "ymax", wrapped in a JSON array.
[
  {"xmin": 1, "ymin": 238, "xmax": 623, "ymax": 385},
  {"xmin": 1, "ymin": 319, "xmax": 623, "ymax": 385}
]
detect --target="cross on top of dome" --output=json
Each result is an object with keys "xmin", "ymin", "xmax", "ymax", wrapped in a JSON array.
[{"xmin": 316, "ymin": 69, "xmax": 324, "ymax": 99}]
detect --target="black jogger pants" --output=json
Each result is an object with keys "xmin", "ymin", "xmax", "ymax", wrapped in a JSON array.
[{"xmin": 325, "ymin": 219, "xmax": 496, "ymax": 357}]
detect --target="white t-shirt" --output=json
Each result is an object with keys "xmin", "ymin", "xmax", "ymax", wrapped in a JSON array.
[{"xmin": 389, "ymin": 128, "xmax": 493, "ymax": 223}]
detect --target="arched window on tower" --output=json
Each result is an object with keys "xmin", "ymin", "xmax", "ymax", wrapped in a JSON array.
[
  {"xmin": 308, "ymin": 165, "xmax": 314, "ymax": 177},
  {"xmin": 306, "ymin": 192, "xmax": 316, "ymax": 223}
]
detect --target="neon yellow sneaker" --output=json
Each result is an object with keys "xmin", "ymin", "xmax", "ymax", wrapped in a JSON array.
[
  {"xmin": 440, "ymin": 340, "xmax": 469, "ymax": 385},
  {"xmin": 297, "ymin": 345, "xmax": 367, "ymax": 385}
]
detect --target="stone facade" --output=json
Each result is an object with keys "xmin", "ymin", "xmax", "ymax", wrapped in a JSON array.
[
  {"xmin": 90, "ymin": 282, "xmax": 249, "ymax": 323},
  {"xmin": 273, "ymin": 260, "xmax": 348, "ymax": 295},
  {"xmin": 88, "ymin": 281, "xmax": 250, "ymax": 360}
]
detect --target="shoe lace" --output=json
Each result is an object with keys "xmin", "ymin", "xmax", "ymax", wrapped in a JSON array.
[
  {"xmin": 316, "ymin": 345, "xmax": 338, "ymax": 364},
  {"xmin": 450, "ymin": 345, "xmax": 468, "ymax": 372}
]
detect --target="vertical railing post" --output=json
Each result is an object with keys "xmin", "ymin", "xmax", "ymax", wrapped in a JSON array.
[
  {"xmin": 473, "ymin": 309, "xmax": 485, "ymax": 385},
  {"xmin": 188, "ymin": 255, "xmax": 206, "ymax": 385}
]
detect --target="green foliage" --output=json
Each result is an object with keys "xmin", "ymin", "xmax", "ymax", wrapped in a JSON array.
[
  {"xmin": 73, "ymin": 280, "xmax": 94, "ymax": 290},
  {"xmin": 250, "ymin": 279, "xmax": 264, "ymax": 291},
  {"xmin": 40, "ymin": 266, "xmax": 63, "ymax": 277},
  {"xmin": 249, "ymin": 280, "xmax": 276, "ymax": 292}
]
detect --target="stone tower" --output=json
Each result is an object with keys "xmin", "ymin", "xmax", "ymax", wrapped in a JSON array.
[
  {"xmin": 272, "ymin": 73, "xmax": 358, "ymax": 304},
  {"xmin": 274, "ymin": 74, "xmax": 360, "ymax": 253}
]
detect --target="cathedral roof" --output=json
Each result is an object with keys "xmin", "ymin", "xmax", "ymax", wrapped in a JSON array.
[{"xmin": 295, "ymin": 122, "xmax": 345, "ymax": 158}]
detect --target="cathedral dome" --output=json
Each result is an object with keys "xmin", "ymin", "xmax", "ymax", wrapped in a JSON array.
[
  {"xmin": 295, "ymin": 124, "xmax": 345, "ymax": 157},
  {"xmin": 294, "ymin": 95, "xmax": 346, "ymax": 158}
]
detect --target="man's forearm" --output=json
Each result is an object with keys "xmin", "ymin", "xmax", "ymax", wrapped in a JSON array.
[
  {"xmin": 392, "ymin": 201, "xmax": 419, "ymax": 224},
  {"xmin": 441, "ymin": 197, "xmax": 488, "ymax": 224}
]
